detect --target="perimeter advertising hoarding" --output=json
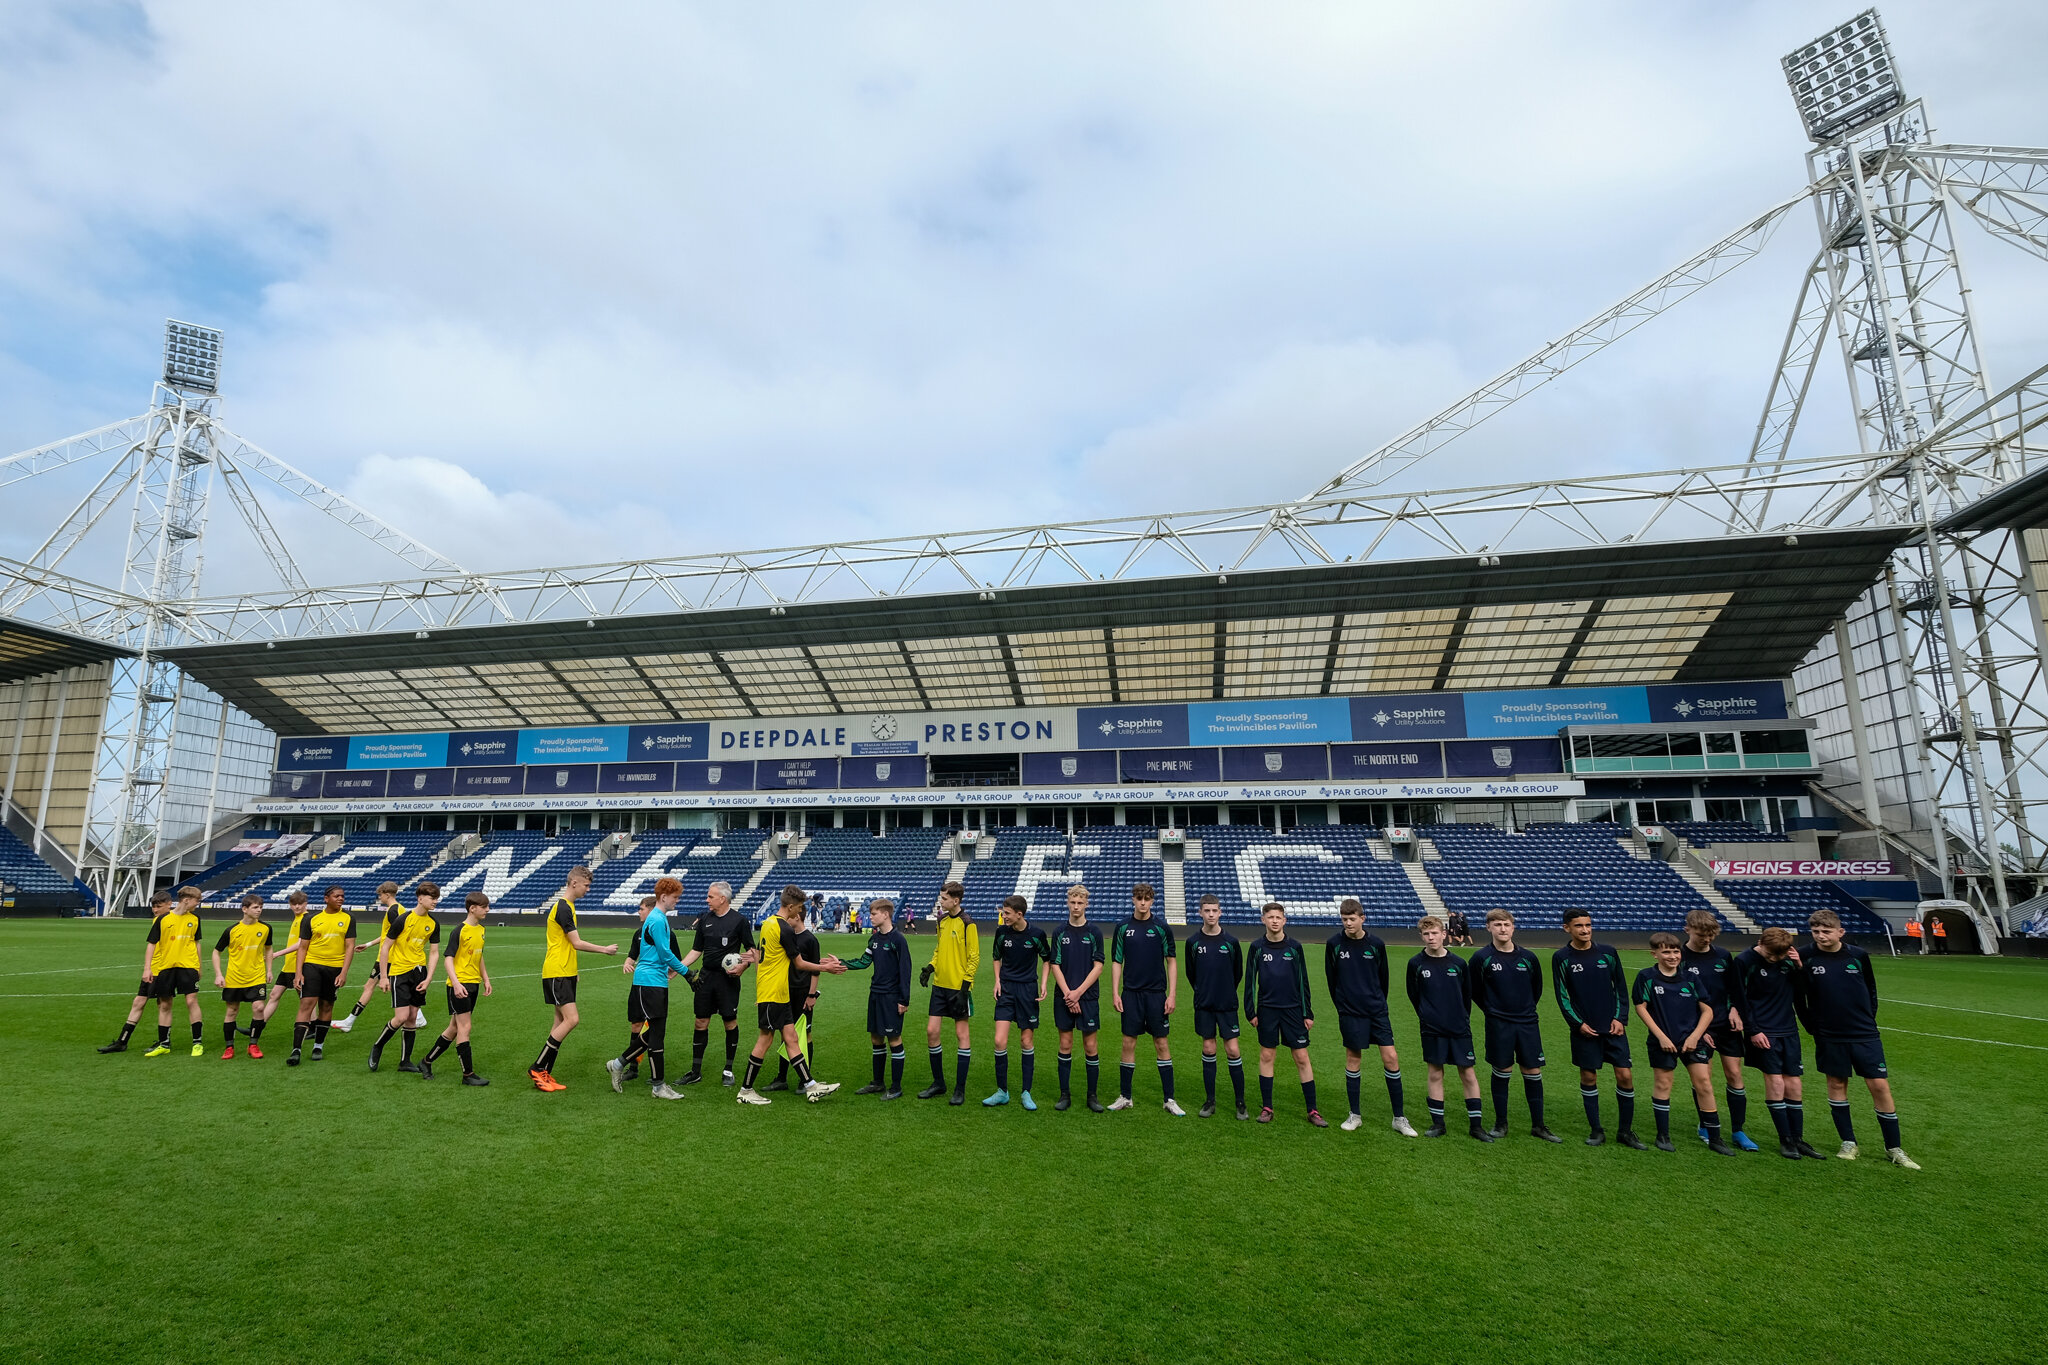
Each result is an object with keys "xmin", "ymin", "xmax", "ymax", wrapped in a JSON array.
[
  {"xmin": 1218, "ymin": 744, "xmax": 1329, "ymax": 782},
  {"xmin": 676, "ymin": 760, "xmax": 755, "ymax": 792},
  {"xmin": 598, "ymin": 762, "xmax": 676, "ymax": 795},
  {"xmin": 1329, "ymin": 742, "xmax": 1444, "ymax": 780},
  {"xmin": 1021, "ymin": 751, "xmax": 1118, "ymax": 785},
  {"xmin": 838, "ymin": 756, "xmax": 930, "ymax": 789},
  {"xmin": 523, "ymin": 764, "xmax": 598, "ymax": 796},
  {"xmin": 1118, "ymin": 747, "xmax": 1222, "ymax": 783}
]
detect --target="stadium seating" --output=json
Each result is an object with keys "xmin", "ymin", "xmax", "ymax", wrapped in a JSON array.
[
  {"xmin": 229, "ymin": 830, "xmax": 454, "ymax": 908},
  {"xmin": 961, "ymin": 826, "xmax": 1074, "ymax": 918},
  {"xmin": 1065, "ymin": 826, "xmax": 1162, "ymax": 908},
  {"xmin": 1714, "ymin": 879, "xmax": 1888, "ymax": 933},
  {"xmin": 1420, "ymin": 822, "xmax": 1722, "ymax": 932},
  {"xmin": 778, "ymin": 828, "xmax": 951, "ymax": 918},
  {"xmin": 0, "ymin": 825, "xmax": 74, "ymax": 895},
  {"xmin": 587, "ymin": 831, "xmax": 705, "ymax": 907},
  {"xmin": 1665, "ymin": 820, "xmax": 1790, "ymax": 848},
  {"xmin": 668, "ymin": 829, "xmax": 772, "ymax": 913},
  {"xmin": 1183, "ymin": 825, "xmax": 1422, "ymax": 926}
]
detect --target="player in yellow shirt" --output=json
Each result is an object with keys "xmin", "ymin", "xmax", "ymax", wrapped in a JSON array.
[
  {"xmin": 98, "ymin": 888, "xmax": 173, "ymax": 1054},
  {"xmin": 254, "ymin": 890, "xmax": 311, "ymax": 1040},
  {"xmin": 142, "ymin": 885, "xmax": 207, "ymax": 1057},
  {"xmin": 528, "ymin": 866, "xmax": 617, "ymax": 1092},
  {"xmin": 735, "ymin": 884, "xmax": 844, "ymax": 1105},
  {"xmin": 211, "ymin": 893, "xmax": 273, "ymax": 1059},
  {"xmin": 916, "ymin": 881, "xmax": 979, "ymax": 1103},
  {"xmin": 333, "ymin": 880, "xmax": 404, "ymax": 1034},
  {"xmin": 289, "ymin": 884, "xmax": 357, "ymax": 1066},
  {"xmin": 370, "ymin": 881, "xmax": 443, "ymax": 1074},
  {"xmin": 420, "ymin": 890, "xmax": 492, "ymax": 1085}
]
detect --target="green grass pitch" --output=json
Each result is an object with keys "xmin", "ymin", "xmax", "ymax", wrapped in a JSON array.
[{"xmin": 2, "ymin": 919, "xmax": 2044, "ymax": 1364}]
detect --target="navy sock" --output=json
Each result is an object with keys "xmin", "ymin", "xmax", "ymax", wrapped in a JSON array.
[
  {"xmin": 929, "ymin": 1046, "xmax": 946, "ymax": 1086},
  {"xmin": 1876, "ymin": 1110, "xmax": 1902, "ymax": 1149},
  {"xmin": 1492, "ymin": 1070, "xmax": 1512, "ymax": 1127},
  {"xmin": 1788, "ymin": 1100, "xmax": 1805, "ymax": 1142},
  {"xmin": 954, "ymin": 1049, "xmax": 970, "ymax": 1093},
  {"xmin": 1158, "ymin": 1060, "xmax": 1175, "ymax": 1103},
  {"xmin": 1704, "ymin": 1112, "xmax": 1722, "ymax": 1144},
  {"xmin": 1303, "ymin": 1078, "xmax": 1318, "ymax": 1115},
  {"xmin": 1021, "ymin": 1048, "xmax": 1034, "ymax": 1094},
  {"xmin": 1767, "ymin": 1101, "xmax": 1790, "ymax": 1143},
  {"xmin": 1058, "ymin": 1051, "xmax": 1073, "ymax": 1096},
  {"xmin": 1120, "ymin": 1063, "xmax": 1134, "ymax": 1100},
  {"xmin": 1085, "ymin": 1055, "xmax": 1100, "ymax": 1098},
  {"xmin": 994, "ymin": 1049, "xmax": 1009, "ymax": 1091},
  {"xmin": 1728, "ymin": 1085, "xmax": 1747, "ymax": 1135},
  {"xmin": 1831, "ymin": 1099, "xmax": 1856, "ymax": 1142},
  {"xmin": 1260, "ymin": 1073, "xmax": 1275, "ymax": 1108},
  {"xmin": 1427, "ymin": 1099, "xmax": 1446, "ymax": 1124},
  {"xmin": 1345, "ymin": 1068, "xmax": 1363, "ymax": 1116},
  {"xmin": 1523, "ymin": 1074, "xmax": 1545, "ymax": 1126},
  {"xmin": 1581, "ymin": 1085, "xmax": 1602, "ymax": 1132},
  {"xmin": 1228, "ymin": 1056, "xmax": 1245, "ymax": 1105},
  {"xmin": 890, "ymin": 1047, "xmax": 905, "ymax": 1089},
  {"xmin": 1617, "ymin": 1087, "xmax": 1636, "ymax": 1133},
  {"xmin": 871, "ymin": 1046, "xmax": 886, "ymax": 1087},
  {"xmin": 1465, "ymin": 1096, "xmax": 1486, "ymax": 1128},
  {"xmin": 1654, "ymin": 1098, "xmax": 1671, "ymax": 1140},
  {"xmin": 1384, "ymin": 1067, "xmax": 1404, "ymax": 1117},
  {"xmin": 1203, "ymin": 1055, "xmax": 1218, "ymax": 1103}
]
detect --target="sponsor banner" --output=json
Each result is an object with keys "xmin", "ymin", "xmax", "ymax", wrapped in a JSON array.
[
  {"xmin": 627, "ymin": 722, "xmax": 711, "ymax": 761},
  {"xmin": 395, "ymin": 767, "xmax": 456, "ymax": 798},
  {"xmin": 1349, "ymin": 693, "xmax": 1465, "ymax": 741},
  {"xmin": 1444, "ymin": 738, "xmax": 1567, "ymax": 778},
  {"xmin": 713, "ymin": 707, "xmax": 1071, "ymax": 759},
  {"xmin": 838, "ymin": 755, "xmax": 929, "ymax": 789},
  {"xmin": 276, "ymin": 736, "xmax": 347, "ymax": 772},
  {"xmin": 676, "ymin": 760, "xmax": 755, "ymax": 792},
  {"xmin": 1645, "ymin": 682, "xmax": 1789, "ymax": 725},
  {"xmin": 1021, "ymin": 751, "xmax": 1117, "ymax": 785},
  {"xmin": 347, "ymin": 732, "xmax": 449, "ymax": 769},
  {"xmin": 1219, "ymin": 744, "xmax": 1329, "ymax": 782},
  {"xmin": 454, "ymin": 766, "xmax": 524, "ymax": 796},
  {"xmin": 1330, "ymin": 741, "xmax": 1444, "ymax": 779},
  {"xmin": 1710, "ymin": 859, "xmax": 1900, "ymax": 878},
  {"xmin": 322, "ymin": 770, "xmax": 389, "ymax": 799},
  {"xmin": 1119, "ymin": 747, "xmax": 1222, "ymax": 783},
  {"xmin": 242, "ymin": 776, "xmax": 1585, "ymax": 817},
  {"xmin": 1190, "ymin": 699, "xmax": 1352, "ymax": 746},
  {"xmin": 761, "ymin": 757, "xmax": 837, "ymax": 789},
  {"xmin": 517, "ymin": 725, "xmax": 629, "ymax": 765},
  {"xmin": 524, "ymin": 764, "xmax": 598, "ymax": 796},
  {"xmin": 1463, "ymin": 687, "xmax": 1649, "ymax": 735},
  {"xmin": 1080, "ymin": 705, "xmax": 1190, "ymax": 751},
  {"xmin": 598, "ymin": 762, "xmax": 676, "ymax": 794},
  {"xmin": 450, "ymin": 729, "xmax": 518, "ymax": 765},
  {"xmin": 850, "ymin": 741, "xmax": 917, "ymax": 756},
  {"xmin": 270, "ymin": 770, "xmax": 322, "ymax": 799}
]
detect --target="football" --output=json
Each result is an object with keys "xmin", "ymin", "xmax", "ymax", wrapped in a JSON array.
[{"xmin": 721, "ymin": 952, "xmax": 744, "ymax": 973}]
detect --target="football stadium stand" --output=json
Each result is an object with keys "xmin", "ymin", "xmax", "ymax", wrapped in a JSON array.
[
  {"xmin": 1064, "ymin": 826, "xmax": 1163, "ymax": 908},
  {"xmin": 960, "ymin": 825, "xmax": 1073, "ymax": 918},
  {"xmin": 1418, "ymin": 822, "xmax": 1722, "ymax": 932},
  {"xmin": 0, "ymin": 825, "xmax": 76, "ymax": 897},
  {"xmin": 777, "ymin": 828, "xmax": 950, "ymax": 916},
  {"xmin": 1183, "ymin": 824, "xmax": 1423, "ymax": 926},
  {"xmin": 1714, "ymin": 878, "xmax": 1888, "ymax": 934},
  {"xmin": 1665, "ymin": 821, "xmax": 1793, "ymax": 848},
  {"xmin": 226, "ymin": 830, "xmax": 454, "ymax": 907}
]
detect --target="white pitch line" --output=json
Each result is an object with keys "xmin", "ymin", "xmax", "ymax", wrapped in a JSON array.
[
  {"xmin": 0, "ymin": 965, "xmax": 141, "ymax": 978},
  {"xmin": 1890, "ymin": 999, "xmax": 2048, "ymax": 1025},
  {"xmin": 0, "ymin": 992, "xmax": 134, "ymax": 999},
  {"xmin": 1883, "ymin": 1026, "xmax": 2048, "ymax": 1052}
]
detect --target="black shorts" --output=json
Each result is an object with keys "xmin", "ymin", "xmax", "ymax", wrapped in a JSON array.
[
  {"xmin": 866, "ymin": 995, "xmax": 908, "ymax": 1038},
  {"xmin": 1421, "ymin": 1031, "xmax": 1477, "ymax": 1068},
  {"xmin": 929, "ymin": 986, "xmax": 973, "ymax": 1021},
  {"xmin": 1744, "ymin": 1031, "xmax": 1802, "ymax": 1076},
  {"xmin": 758, "ymin": 1000, "xmax": 796, "ymax": 1032},
  {"xmin": 1705, "ymin": 1017, "xmax": 1744, "ymax": 1057},
  {"xmin": 221, "ymin": 985, "xmax": 268, "ymax": 1004},
  {"xmin": 1569, "ymin": 1030, "xmax": 1633, "ymax": 1072},
  {"xmin": 993, "ymin": 990, "xmax": 1039, "ymax": 1030},
  {"xmin": 1814, "ymin": 1035, "xmax": 1888, "ymax": 1080},
  {"xmin": 446, "ymin": 981, "xmax": 482, "ymax": 1015},
  {"xmin": 1121, "ymin": 988, "xmax": 1168, "ymax": 1039},
  {"xmin": 1053, "ymin": 996, "xmax": 1100, "ymax": 1034},
  {"xmin": 149, "ymin": 966, "xmax": 199, "ymax": 999},
  {"xmin": 541, "ymin": 976, "xmax": 578, "ymax": 1007},
  {"xmin": 392, "ymin": 967, "xmax": 430, "ymax": 1010},
  {"xmin": 1338, "ymin": 1006, "xmax": 1396, "ymax": 1051},
  {"xmin": 1483, "ymin": 1019, "xmax": 1546, "ymax": 1069},
  {"xmin": 136, "ymin": 977, "xmax": 154, "ymax": 998},
  {"xmin": 627, "ymin": 984, "xmax": 669, "ymax": 1025},
  {"xmin": 301, "ymin": 963, "xmax": 341, "ymax": 1003},
  {"xmin": 1194, "ymin": 1007, "xmax": 1240, "ymax": 1041},
  {"xmin": 273, "ymin": 971, "xmax": 297, "ymax": 992},
  {"xmin": 1255, "ymin": 1008, "xmax": 1310, "ymax": 1050},
  {"xmin": 1647, "ymin": 1039, "xmax": 1714, "ymax": 1071},
  {"xmin": 693, "ymin": 972, "xmax": 741, "ymax": 1022}
]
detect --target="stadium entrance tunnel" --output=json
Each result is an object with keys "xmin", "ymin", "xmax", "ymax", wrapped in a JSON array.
[{"xmin": 1922, "ymin": 906, "xmax": 1983, "ymax": 954}]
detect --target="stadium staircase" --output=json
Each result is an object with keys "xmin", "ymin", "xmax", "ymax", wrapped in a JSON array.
[
  {"xmin": 733, "ymin": 842, "xmax": 780, "ymax": 916},
  {"xmin": 1660, "ymin": 849, "xmax": 1758, "ymax": 933},
  {"xmin": 1400, "ymin": 860, "xmax": 1448, "ymax": 919},
  {"xmin": 1158, "ymin": 847, "xmax": 1188, "ymax": 924},
  {"xmin": 943, "ymin": 833, "xmax": 975, "ymax": 885}
]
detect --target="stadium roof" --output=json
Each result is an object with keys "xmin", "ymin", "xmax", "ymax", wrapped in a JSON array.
[
  {"xmin": 163, "ymin": 527, "xmax": 1911, "ymax": 736},
  {"xmin": 0, "ymin": 613, "xmax": 131, "ymax": 685},
  {"xmin": 1936, "ymin": 461, "xmax": 2048, "ymax": 534}
]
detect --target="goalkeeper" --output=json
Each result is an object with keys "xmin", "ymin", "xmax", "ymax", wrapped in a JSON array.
[
  {"xmin": 606, "ymin": 877, "xmax": 690, "ymax": 1100},
  {"xmin": 841, "ymin": 899, "xmax": 915, "ymax": 1098},
  {"xmin": 916, "ymin": 882, "xmax": 979, "ymax": 1104}
]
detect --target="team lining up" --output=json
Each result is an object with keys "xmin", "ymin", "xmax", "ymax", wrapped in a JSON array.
[{"xmin": 95, "ymin": 863, "xmax": 1922, "ymax": 1167}]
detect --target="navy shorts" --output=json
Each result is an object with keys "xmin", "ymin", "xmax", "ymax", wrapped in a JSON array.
[
  {"xmin": 1053, "ymin": 996, "xmax": 1100, "ymax": 1034},
  {"xmin": 866, "ymin": 995, "xmax": 908, "ymax": 1038},
  {"xmin": 446, "ymin": 982, "xmax": 481, "ymax": 1015},
  {"xmin": 1569, "ymin": 1030, "xmax": 1633, "ymax": 1072},
  {"xmin": 1338, "ymin": 1007, "xmax": 1396, "ymax": 1051},
  {"xmin": 1814, "ymin": 1035, "xmax": 1888, "ymax": 1080},
  {"xmin": 1744, "ymin": 1031, "xmax": 1803, "ymax": 1077},
  {"xmin": 1255, "ymin": 1008, "xmax": 1310, "ymax": 1050},
  {"xmin": 1483, "ymin": 1019, "xmax": 1545, "ymax": 1069},
  {"xmin": 929, "ymin": 986, "xmax": 973, "ymax": 1021},
  {"xmin": 1706, "ymin": 1017, "xmax": 1744, "ymax": 1057},
  {"xmin": 1194, "ymin": 1007, "xmax": 1240, "ymax": 1040},
  {"xmin": 1120, "ymin": 989, "xmax": 1168, "ymax": 1038},
  {"xmin": 993, "ymin": 990, "xmax": 1040, "ymax": 1030},
  {"xmin": 1420, "ymin": 1031, "xmax": 1477, "ymax": 1068},
  {"xmin": 1647, "ymin": 1039, "xmax": 1714, "ymax": 1071}
]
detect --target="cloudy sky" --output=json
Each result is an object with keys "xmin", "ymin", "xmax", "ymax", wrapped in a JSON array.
[{"xmin": 5, "ymin": 1, "xmax": 2047, "ymax": 594}]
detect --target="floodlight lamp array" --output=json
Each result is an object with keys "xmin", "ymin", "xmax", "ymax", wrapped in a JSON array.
[
  {"xmin": 1782, "ymin": 9, "xmax": 1902, "ymax": 143},
  {"xmin": 163, "ymin": 319, "xmax": 222, "ymax": 393}
]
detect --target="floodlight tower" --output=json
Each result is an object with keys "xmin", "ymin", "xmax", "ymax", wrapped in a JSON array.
[
  {"xmin": 87, "ymin": 322, "xmax": 226, "ymax": 912},
  {"xmin": 1778, "ymin": 10, "xmax": 2032, "ymax": 909}
]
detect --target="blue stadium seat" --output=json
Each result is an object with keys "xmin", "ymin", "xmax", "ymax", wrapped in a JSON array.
[
  {"xmin": 0, "ymin": 825, "xmax": 74, "ymax": 895},
  {"xmin": 1420, "ymin": 822, "xmax": 1724, "ymax": 932},
  {"xmin": 1183, "ymin": 824, "xmax": 1421, "ymax": 927},
  {"xmin": 1714, "ymin": 879, "xmax": 1887, "ymax": 933}
]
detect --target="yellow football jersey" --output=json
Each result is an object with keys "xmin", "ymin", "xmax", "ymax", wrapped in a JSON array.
[
  {"xmin": 149, "ymin": 911, "xmax": 201, "ymax": 972},
  {"xmin": 541, "ymin": 897, "xmax": 579, "ymax": 979},
  {"xmin": 300, "ymin": 908, "xmax": 356, "ymax": 967},
  {"xmin": 386, "ymin": 908, "xmax": 440, "ymax": 974},
  {"xmin": 215, "ymin": 920, "xmax": 271, "ymax": 989},
  {"xmin": 756, "ymin": 915, "xmax": 792, "ymax": 1004},
  {"xmin": 448, "ymin": 921, "xmax": 487, "ymax": 984},
  {"xmin": 282, "ymin": 911, "xmax": 307, "ymax": 969}
]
